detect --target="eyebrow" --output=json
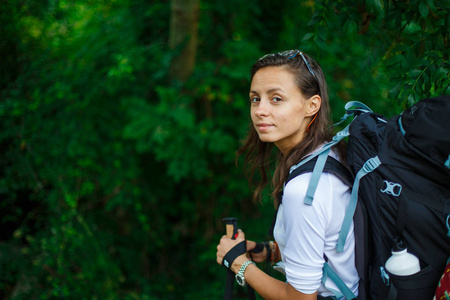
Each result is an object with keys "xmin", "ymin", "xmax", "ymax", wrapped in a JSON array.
[{"xmin": 249, "ymin": 88, "xmax": 284, "ymax": 94}]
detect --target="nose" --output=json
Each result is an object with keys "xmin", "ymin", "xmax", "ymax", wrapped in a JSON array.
[{"xmin": 254, "ymin": 99, "xmax": 270, "ymax": 118}]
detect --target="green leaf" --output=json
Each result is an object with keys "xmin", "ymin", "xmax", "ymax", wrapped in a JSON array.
[
  {"xmin": 409, "ymin": 69, "xmax": 422, "ymax": 78},
  {"xmin": 314, "ymin": 35, "xmax": 327, "ymax": 50},
  {"xmin": 419, "ymin": 2, "xmax": 429, "ymax": 17},
  {"xmin": 426, "ymin": 0, "xmax": 437, "ymax": 12},
  {"xmin": 308, "ymin": 13, "xmax": 322, "ymax": 26},
  {"xmin": 374, "ymin": 0, "xmax": 384, "ymax": 13},
  {"xmin": 317, "ymin": 26, "xmax": 327, "ymax": 41},
  {"xmin": 389, "ymin": 82, "xmax": 402, "ymax": 99},
  {"xmin": 434, "ymin": 67, "xmax": 448, "ymax": 81},
  {"xmin": 444, "ymin": 82, "xmax": 450, "ymax": 94},
  {"xmin": 366, "ymin": 0, "xmax": 374, "ymax": 12},
  {"xmin": 302, "ymin": 32, "xmax": 314, "ymax": 41}
]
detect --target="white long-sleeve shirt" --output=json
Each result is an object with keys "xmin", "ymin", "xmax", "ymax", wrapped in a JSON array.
[{"xmin": 273, "ymin": 152, "xmax": 359, "ymax": 298}]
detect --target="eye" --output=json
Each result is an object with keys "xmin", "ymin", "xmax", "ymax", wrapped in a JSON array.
[
  {"xmin": 272, "ymin": 97, "xmax": 282, "ymax": 103},
  {"xmin": 250, "ymin": 96, "xmax": 260, "ymax": 103}
]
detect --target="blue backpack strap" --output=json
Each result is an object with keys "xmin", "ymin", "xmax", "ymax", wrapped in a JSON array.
[
  {"xmin": 344, "ymin": 101, "xmax": 373, "ymax": 115},
  {"xmin": 332, "ymin": 101, "xmax": 373, "ymax": 127},
  {"xmin": 304, "ymin": 149, "xmax": 331, "ymax": 205},
  {"xmin": 288, "ymin": 126, "xmax": 351, "ymax": 206},
  {"xmin": 323, "ymin": 261, "xmax": 357, "ymax": 300},
  {"xmin": 286, "ymin": 156, "xmax": 353, "ymax": 186},
  {"xmin": 290, "ymin": 100, "xmax": 373, "ymax": 176},
  {"xmin": 321, "ymin": 265, "xmax": 343, "ymax": 300},
  {"xmin": 336, "ymin": 156, "xmax": 381, "ymax": 253},
  {"xmin": 290, "ymin": 124, "xmax": 351, "ymax": 174},
  {"xmin": 447, "ymin": 215, "xmax": 450, "ymax": 237},
  {"xmin": 286, "ymin": 153, "xmax": 354, "ymax": 206}
]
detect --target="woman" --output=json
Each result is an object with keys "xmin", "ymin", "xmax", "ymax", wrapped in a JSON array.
[{"xmin": 216, "ymin": 50, "xmax": 359, "ymax": 299}]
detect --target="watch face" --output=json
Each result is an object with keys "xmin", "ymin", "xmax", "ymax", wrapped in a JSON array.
[{"xmin": 235, "ymin": 274, "xmax": 246, "ymax": 287}]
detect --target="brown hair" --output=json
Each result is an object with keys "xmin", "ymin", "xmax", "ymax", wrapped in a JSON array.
[{"xmin": 238, "ymin": 51, "xmax": 345, "ymax": 206}]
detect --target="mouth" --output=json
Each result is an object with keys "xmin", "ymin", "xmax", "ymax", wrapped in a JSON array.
[{"xmin": 256, "ymin": 123, "xmax": 273, "ymax": 131}]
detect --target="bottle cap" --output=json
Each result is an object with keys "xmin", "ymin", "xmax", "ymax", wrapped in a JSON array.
[{"xmin": 393, "ymin": 238, "xmax": 406, "ymax": 252}]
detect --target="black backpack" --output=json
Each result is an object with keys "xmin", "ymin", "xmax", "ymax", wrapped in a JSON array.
[{"xmin": 279, "ymin": 96, "xmax": 450, "ymax": 299}]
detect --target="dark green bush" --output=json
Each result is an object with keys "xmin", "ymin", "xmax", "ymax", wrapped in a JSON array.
[{"xmin": 0, "ymin": 0, "xmax": 448, "ymax": 299}]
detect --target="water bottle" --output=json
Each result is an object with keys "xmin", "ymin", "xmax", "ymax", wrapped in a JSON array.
[{"xmin": 385, "ymin": 239, "xmax": 421, "ymax": 276}]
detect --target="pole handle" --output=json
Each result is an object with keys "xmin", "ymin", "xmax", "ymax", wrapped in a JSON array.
[
  {"xmin": 226, "ymin": 224, "xmax": 235, "ymax": 238},
  {"xmin": 222, "ymin": 217, "xmax": 238, "ymax": 300},
  {"xmin": 223, "ymin": 217, "xmax": 238, "ymax": 239}
]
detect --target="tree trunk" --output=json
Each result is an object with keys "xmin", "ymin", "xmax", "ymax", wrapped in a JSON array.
[{"xmin": 169, "ymin": 0, "xmax": 200, "ymax": 82}]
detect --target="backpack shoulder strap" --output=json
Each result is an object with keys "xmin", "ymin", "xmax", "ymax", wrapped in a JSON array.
[
  {"xmin": 285, "ymin": 155, "xmax": 353, "ymax": 206},
  {"xmin": 280, "ymin": 155, "xmax": 353, "ymax": 208},
  {"xmin": 323, "ymin": 261, "xmax": 357, "ymax": 300},
  {"xmin": 286, "ymin": 155, "xmax": 353, "ymax": 187},
  {"xmin": 337, "ymin": 156, "xmax": 381, "ymax": 253}
]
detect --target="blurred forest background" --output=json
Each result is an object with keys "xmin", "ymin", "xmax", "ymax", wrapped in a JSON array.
[{"xmin": 1, "ymin": 0, "xmax": 449, "ymax": 299}]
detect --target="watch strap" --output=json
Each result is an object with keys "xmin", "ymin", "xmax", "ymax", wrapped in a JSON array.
[
  {"xmin": 239, "ymin": 260, "xmax": 256, "ymax": 274},
  {"xmin": 236, "ymin": 260, "xmax": 256, "ymax": 286}
]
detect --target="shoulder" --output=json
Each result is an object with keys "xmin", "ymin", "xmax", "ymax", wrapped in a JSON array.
[
  {"xmin": 284, "ymin": 149, "xmax": 349, "ymax": 197},
  {"xmin": 283, "ymin": 171, "xmax": 343, "ymax": 206},
  {"xmin": 282, "ymin": 152, "xmax": 351, "ymax": 214}
]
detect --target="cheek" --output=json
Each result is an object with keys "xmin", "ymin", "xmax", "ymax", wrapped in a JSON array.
[
  {"xmin": 283, "ymin": 111, "xmax": 305, "ymax": 129},
  {"xmin": 250, "ymin": 114, "xmax": 259, "ymax": 128},
  {"xmin": 281, "ymin": 111, "xmax": 296, "ymax": 125},
  {"xmin": 250, "ymin": 110, "xmax": 256, "ymax": 122}
]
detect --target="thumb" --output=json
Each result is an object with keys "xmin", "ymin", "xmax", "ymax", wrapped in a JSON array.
[{"xmin": 236, "ymin": 228, "xmax": 246, "ymax": 240}]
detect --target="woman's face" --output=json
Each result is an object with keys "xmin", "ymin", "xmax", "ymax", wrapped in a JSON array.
[{"xmin": 249, "ymin": 66, "xmax": 315, "ymax": 154}]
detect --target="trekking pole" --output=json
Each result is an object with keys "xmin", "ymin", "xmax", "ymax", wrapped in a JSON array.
[
  {"xmin": 223, "ymin": 217, "xmax": 238, "ymax": 300},
  {"xmin": 222, "ymin": 217, "xmax": 256, "ymax": 300}
]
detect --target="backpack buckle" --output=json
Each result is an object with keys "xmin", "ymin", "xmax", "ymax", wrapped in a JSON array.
[
  {"xmin": 380, "ymin": 181, "xmax": 402, "ymax": 196},
  {"xmin": 362, "ymin": 156, "xmax": 381, "ymax": 173}
]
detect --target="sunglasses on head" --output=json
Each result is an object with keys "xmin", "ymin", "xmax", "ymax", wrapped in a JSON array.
[{"xmin": 259, "ymin": 49, "xmax": 317, "ymax": 80}]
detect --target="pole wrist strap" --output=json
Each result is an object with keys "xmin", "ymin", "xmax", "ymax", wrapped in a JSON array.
[{"xmin": 222, "ymin": 240, "xmax": 247, "ymax": 270}]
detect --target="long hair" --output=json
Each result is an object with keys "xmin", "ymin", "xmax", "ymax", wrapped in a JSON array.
[{"xmin": 238, "ymin": 51, "xmax": 345, "ymax": 206}]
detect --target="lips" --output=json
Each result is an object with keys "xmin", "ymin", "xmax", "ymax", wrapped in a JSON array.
[{"xmin": 256, "ymin": 123, "xmax": 273, "ymax": 131}]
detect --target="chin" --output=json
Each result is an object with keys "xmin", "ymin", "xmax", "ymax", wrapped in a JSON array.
[{"xmin": 257, "ymin": 135, "xmax": 276, "ymax": 143}]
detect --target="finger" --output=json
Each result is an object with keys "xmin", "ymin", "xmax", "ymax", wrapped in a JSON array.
[
  {"xmin": 246, "ymin": 240, "xmax": 257, "ymax": 251},
  {"xmin": 216, "ymin": 247, "xmax": 225, "ymax": 265},
  {"xmin": 236, "ymin": 229, "xmax": 245, "ymax": 240}
]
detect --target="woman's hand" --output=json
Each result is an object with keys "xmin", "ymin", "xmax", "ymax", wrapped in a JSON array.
[
  {"xmin": 246, "ymin": 240, "xmax": 268, "ymax": 263},
  {"xmin": 217, "ymin": 231, "xmax": 316, "ymax": 300},
  {"xmin": 216, "ymin": 229, "xmax": 250, "ymax": 273}
]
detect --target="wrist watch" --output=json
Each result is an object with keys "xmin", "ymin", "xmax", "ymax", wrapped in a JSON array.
[{"xmin": 235, "ymin": 260, "xmax": 256, "ymax": 287}]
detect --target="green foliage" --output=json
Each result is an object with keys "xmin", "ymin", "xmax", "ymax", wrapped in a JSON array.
[
  {"xmin": 0, "ymin": 0, "xmax": 448, "ymax": 299},
  {"xmin": 312, "ymin": 0, "xmax": 450, "ymax": 110}
]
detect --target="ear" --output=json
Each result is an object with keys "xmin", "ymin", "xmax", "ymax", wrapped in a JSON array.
[{"xmin": 306, "ymin": 95, "xmax": 321, "ymax": 117}]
